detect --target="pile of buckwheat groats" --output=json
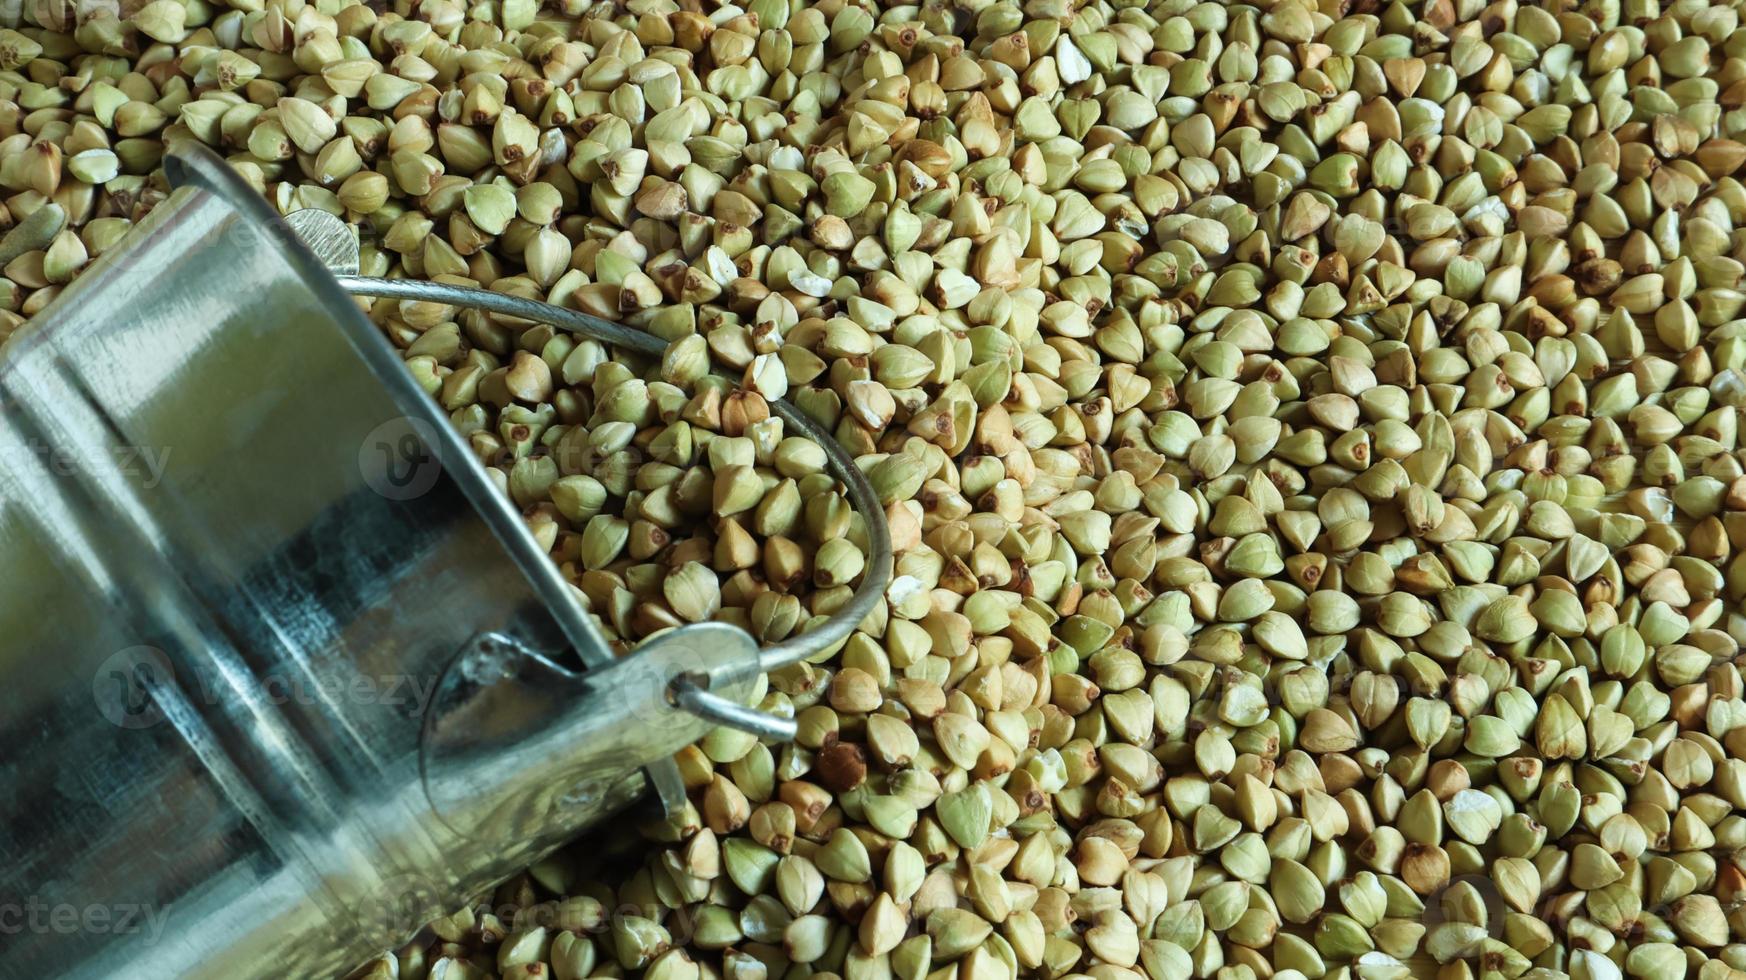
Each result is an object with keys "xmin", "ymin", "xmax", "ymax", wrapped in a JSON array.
[{"xmin": 8, "ymin": 0, "xmax": 1746, "ymax": 977}]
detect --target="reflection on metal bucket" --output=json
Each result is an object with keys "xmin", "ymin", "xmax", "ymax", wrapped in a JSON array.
[{"xmin": 0, "ymin": 146, "xmax": 890, "ymax": 980}]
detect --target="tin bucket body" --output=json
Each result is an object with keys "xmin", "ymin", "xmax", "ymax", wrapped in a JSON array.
[{"xmin": 0, "ymin": 150, "xmax": 758, "ymax": 978}]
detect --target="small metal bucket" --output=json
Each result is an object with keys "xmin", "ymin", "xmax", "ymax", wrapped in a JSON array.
[{"xmin": 0, "ymin": 147, "xmax": 888, "ymax": 979}]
